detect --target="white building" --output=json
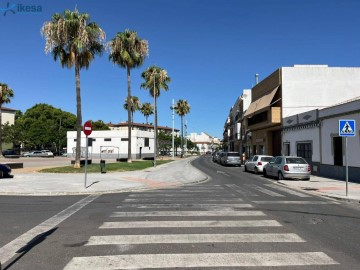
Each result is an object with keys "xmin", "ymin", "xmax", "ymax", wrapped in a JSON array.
[
  {"xmin": 283, "ymin": 97, "xmax": 360, "ymax": 181},
  {"xmin": 1, "ymin": 106, "xmax": 16, "ymax": 125},
  {"xmin": 67, "ymin": 129, "xmax": 155, "ymax": 160},
  {"xmin": 244, "ymin": 65, "xmax": 360, "ymax": 157},
  {"xmin": 187, "ymin": 132, "xmax": 220, "ymax": 154}
]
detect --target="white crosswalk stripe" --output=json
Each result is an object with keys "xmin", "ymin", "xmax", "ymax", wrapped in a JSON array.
[
  {"xmin": 110, "ymin": 210, "xmax": 266, "ymax": 217},
  {"xmin": 253, "ymin": 200, "xmax": 339, "ymax": 205},
  {"xmin": 64, "ymin": 252, "xmax": 338, "ymax": 269},
  {"xmin": 265, "ymin": 184, "xmax": 312, "ymax": 197},
  {"xmin": 63, "ymin": 186, "xmax": 339, "ymax": 269},
  {"xmin": 86, "ymin": 233, "xmax": 305, "ymax": 245}
]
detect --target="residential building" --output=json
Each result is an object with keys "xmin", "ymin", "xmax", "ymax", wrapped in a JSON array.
[
  {"xmin": 108, "ymin": 122, "xmax": 179, "ymax": 136},
  {"xmin": 1, "ymin": 106, "xmax": 16, "ymax": 125},
  {"xmin": 243, "ymin": 65, "xmax": 360, "ymax": 157},
  {"xmin": 187, "ymin": 132, "xmax": 220, "ymax": 154},
  {"xmin": 283, "ymin": 96, "xmax": 360, "ymax": 182}
]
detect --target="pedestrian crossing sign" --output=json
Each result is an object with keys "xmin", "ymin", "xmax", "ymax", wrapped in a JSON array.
[{"xmin": 339, "ymin": 120, "xmax": 356, "ymax": 137}]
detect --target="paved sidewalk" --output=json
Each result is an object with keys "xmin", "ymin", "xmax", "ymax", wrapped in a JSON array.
[{"xmin": 0, "ymin": 156, "xmax": 359, "ymax": 204}]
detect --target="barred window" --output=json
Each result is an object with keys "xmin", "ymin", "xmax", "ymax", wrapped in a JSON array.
[{"xmin": 297, "ymin": 142, "xmax": 312, "ymax": 159}]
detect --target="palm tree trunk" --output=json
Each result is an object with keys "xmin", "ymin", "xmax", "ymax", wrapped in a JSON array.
[
  {"xmin": 0, "ymin": 106, "xmax": 3, "ymax": 158},
  {"xmin": 127, "ymin": 67, "xmax": 132, "ymax": 163},
  {"xmin": 74, "ymin": 61, "xmax": 82, "ymax": 168},
  {"xmin": 154, "ymin": 95, "xmax": 158, "ymax": 161},
  {"xmin": 181, "ymin": 115, "xmax": 183, "ymax": 158}
]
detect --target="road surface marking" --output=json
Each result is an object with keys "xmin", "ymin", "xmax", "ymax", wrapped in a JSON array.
[
  {"xmin": 225, "ymin": 184, "xmax": 259, "ymax": 196},
  {"xmin": 0, "ymin": 195, "xmax": 100, "ymax": 266},
  {"xmin": 110, "ymin": 210, "xmax": 266, "ymax": 217},
  {"xmin": 86, "ymin": 233, "xmax": 305, "ymax": 245},
  {"xmin": 252, "ymin": 200, "xmax": 339, "ymax": 204},
  {"xmin": 116, "ymin": 203, "xmax": 251, "ymax": 209},
  {"xmin": 265, "ymin": 184, "xmax": 311, "ymax": 197},
  {"xmin": 246, "ymin": 184, "xmax": 285, "ymax": 197},
  {"xmin": 124, "ymin": 198, "xmax": 244, "ymax": 202},
  {"xmin": 63, "ymin": 252, "xmax": 338, "ymax": 269},
  {"xmin": 100, "ymin": 220, "xmax": 282, "ymax": 228}
]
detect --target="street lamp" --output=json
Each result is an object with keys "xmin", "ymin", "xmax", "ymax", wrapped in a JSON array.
[{"xmin": 153, "ymin": 72, "xmax": 157, "ymax": 167}]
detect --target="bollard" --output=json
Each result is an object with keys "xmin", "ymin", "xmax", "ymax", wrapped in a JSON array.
[{"xmin": 100, "ymin": 159, "xmax": 106, "ymax": 173}]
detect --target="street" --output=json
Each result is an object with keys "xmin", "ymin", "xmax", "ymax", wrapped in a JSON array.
[{"xmin": 0, "ymin": 155, "xmax": 359, "ymax": 269}]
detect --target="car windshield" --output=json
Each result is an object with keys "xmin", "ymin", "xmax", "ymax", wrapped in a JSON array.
[
  {"xmin": 286, "ymin": 157, "xmax": 307, "ymax": 164},
  {"xmin": 227, "ymin": 153, "xmax": 239, "ymax": 157},
  {"xmin": 261, "ymin": 157, "xmax": 272, "ymax": 162}
]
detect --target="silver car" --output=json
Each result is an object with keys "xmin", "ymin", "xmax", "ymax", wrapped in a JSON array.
[
  {"xmin": 263, "ymin": 156, "xmax": 311, "ymax": 180},
  {"xmin": 219, "ymin": 152, "xmax": 241, "ymax": 166},
  {"xmin": 244, "ymin": 155, "xmax": 273, "ymax": 174}
]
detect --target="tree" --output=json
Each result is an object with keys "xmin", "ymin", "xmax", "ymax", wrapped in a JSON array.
[
  {"xmin": 92, "ymin": 120, "xmax": 110, "ymax": 130},
  {"xmin": 123, "ymin": 96, "xmax": 141, "ymax": 123},
  {"xmin": 141, "ymin": 66, "xmax": 171, "ymax": 159},
  {"xmin": 140, "ymin": 102, "xmax": 153, "ymax": 124},
  {"xmin": 41, "ymin": 9, "xmax": 105, "ymax": 168},
  {"xmin": 19, "ymin": 104, "xmax": 76, "ymax": 152},
  {"xmin": 0, "ymin": 82, "xmax": 14, "ymax": 157},
  {"xmin": 108, "ymin": 29, "xmax": 148, "ymax": 163},
  {"xmin": 175, "ymin": 99, "xmax": 190, "ymax": 157}
]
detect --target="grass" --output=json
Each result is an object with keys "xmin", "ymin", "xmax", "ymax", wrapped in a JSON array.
[{"xmin": 39, "ymin": 160, "xmax": 173, "ymax": 173}]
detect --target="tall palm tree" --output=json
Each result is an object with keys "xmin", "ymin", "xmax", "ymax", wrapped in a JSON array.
[
  {"xmin": 140, "ymin": 102, "xmax": 153, "ymax": 124},
  {"xmin": 175, "ymin": 99, "xmax": 190, "ymax": 158},
  {"xmin": 0, "ymin": 83, "xmax": 14, "ymax": 157},
  {"xmin": 141, "ymin": 66, "xmax": 171, "ymax": 160},
  {"xmin": 123, "ymin": 96, "xmax": 141, "ymax": 123},
  {"xmin": 108, "ymin": 29, "xmax": 148, "ymax": 163},
  {"xmin": 41, "ymin": 9, "xmax": 105, "ymax": 168}
]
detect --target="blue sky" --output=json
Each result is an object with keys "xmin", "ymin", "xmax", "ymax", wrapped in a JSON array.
[{"xmin": 1, "ymin": 0, "xmax": 359, "ymax": 138}]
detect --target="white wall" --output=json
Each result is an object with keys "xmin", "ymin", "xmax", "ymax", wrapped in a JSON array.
[
  {"xmin": 1, "ymin": 110, "xmax": 15, "ymax": 125},
  {"xmin": 67, "ymin": 130, "xmax": 154, "ymax": 158},
  {"xmin": 320, "ymin": 112, "xmax": 360, "ymax": 167},
  {"xmin": 283, "ymin": 127, "xmax": 320, "ymax": 162},
  {"xmin": 282, "ymin": 66, "xmax": 360, "ymax": 117}
]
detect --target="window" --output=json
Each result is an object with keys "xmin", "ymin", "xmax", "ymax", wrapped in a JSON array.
[
  {"xmin": 121, "ymin": 138, "xmax": 129, "ymax": 141},
  {"xmin": 297, "ymin": 142, "xmax": 312, "ymax": 159},
  {"xmin": 145, "ymin": 138, "xmax": 149, "ymax": 147},
  {"xmin": 104, "ymin": 138, "xmax": 111, "ymax": 142}
]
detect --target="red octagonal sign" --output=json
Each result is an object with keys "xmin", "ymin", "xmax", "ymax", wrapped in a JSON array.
[{"xmin": 83, "ymin": 121, "xmax": 93, "ymax": 136}]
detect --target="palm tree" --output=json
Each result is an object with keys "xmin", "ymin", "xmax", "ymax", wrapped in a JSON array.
[
  {"xmin": 141, "ymin": 66, "xmax": 171, "ymax": 161},
  {"xmin": 0, "ymin": 83, "xmax": 14, "ymax": 157},
  {"xmin": 175, "ymin": 99, "xmax": 190, "ymax": 158},
  {"xmin": 140, "ymin": 102, "xmax": 153, "ymax": 124},
  {"xmin": 41, "ymin": 9, "xmax": 105, "ymax": 168},
  {"xmin": 123, "ymin": 96, "xmax": 141, "ymax": 123},
  {"xmin": 108, "ymin": 29, "xmax": 148, "ymax": 163}
]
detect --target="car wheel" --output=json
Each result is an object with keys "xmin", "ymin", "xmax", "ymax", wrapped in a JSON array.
[
  {"xmin": 263, "ymin": 169, "xmax": 268, "ymax": 177},
  {"xmin": 278, "ymin": 172, "xmax": 284, "ymax": 180},
  {"xmin": 244, "ymin": 165, "xmax": 248, "ymax": 172},
  {"xmin": 254, "ymin": 167, "xmax": 258, "ymax": 174}
]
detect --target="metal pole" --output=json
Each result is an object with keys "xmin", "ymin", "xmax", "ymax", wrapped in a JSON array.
[
  {"xmin": 153, "ymin": 74, "xmax": 157, "ymax": 167},
  {"xmin": 172, "ymin": 99, "xmax": 175, "ymax": 160},
  {"xmin": 85, "ymin": 136, "xmax": 88, "ymax": 188},
  {"xmin": 345, "ymin": 136, "xmax": 348, "ymax": 197}
]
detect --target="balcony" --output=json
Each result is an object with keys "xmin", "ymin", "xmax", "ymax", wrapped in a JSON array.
[{"xmin": 247, "ymin": 107, "xmax": 281, "ymax": 130}]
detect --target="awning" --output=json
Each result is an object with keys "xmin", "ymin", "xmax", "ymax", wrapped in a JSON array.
[{"xmin": 244, "ymin": 86, "xmax": 279, "ymax": 117}]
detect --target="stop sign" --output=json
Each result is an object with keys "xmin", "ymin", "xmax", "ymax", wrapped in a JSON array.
[{"xmin": 83, "ymin": 121, "xmax": 93, "ymax": 136}]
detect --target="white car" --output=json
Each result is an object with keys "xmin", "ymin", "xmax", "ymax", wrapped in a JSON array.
[
  {"xmin": 41, "ymin": 150, "xmax": 54, "ymax": 157},
  {"xmin": 244, "ymin": 155, "xmax": 273, "ymax": 174}
]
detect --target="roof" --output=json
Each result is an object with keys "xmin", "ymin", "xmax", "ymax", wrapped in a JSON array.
[
  {"xmin": 1, "ymin": 106, "xmax": 17, "ymax": 112},
  {"xmin": 108, "ymin": 122, "xmax": 180, "ymax": 132}
]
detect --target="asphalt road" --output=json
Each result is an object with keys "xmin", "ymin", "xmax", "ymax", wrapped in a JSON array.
[{"xmin": 1, "ymin": 155, "xmax": 359, "ymax": 269}]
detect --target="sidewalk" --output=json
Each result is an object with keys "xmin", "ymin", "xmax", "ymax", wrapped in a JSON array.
[{"xmin": 0, "ymin": 156, "xmax": 359, "ymax": 204}]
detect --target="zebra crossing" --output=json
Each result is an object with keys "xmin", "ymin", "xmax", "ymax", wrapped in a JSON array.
[{"xmin": 63, "ymin": 184, "xmax": 339, "ymax": 269}]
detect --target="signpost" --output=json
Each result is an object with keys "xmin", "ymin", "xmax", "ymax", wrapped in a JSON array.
[
  {"xmin": 339, "ymin": 119, "xmax": 356, "ymax": 197},
  {"xmin": 83, "ymin": 121, "xmax": 93, "ymax": 188}
]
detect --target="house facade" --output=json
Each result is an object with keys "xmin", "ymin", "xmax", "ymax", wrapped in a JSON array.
[
  {"xmin": 187, "ymin": 132, "xmax": 221, "ymax": 154},
  {"xmin": 243, "ymin": 65, "xmax": 360, "ymax": 158},
  {"xmin": 283, "ymin": 97, "xmax": 360, "ymax": 182}
]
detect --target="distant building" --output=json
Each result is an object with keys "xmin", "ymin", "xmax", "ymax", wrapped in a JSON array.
[
  {"xmin": 67, "ymin": 122, "xmax": 180, "ymax": 159},
  {"xmin": 1, "ymin": 106, "xmax": 16, "ymax": 125},
  {"xmin": 187, "ymin": 132, "xmax": 220, "ymax": 154}
]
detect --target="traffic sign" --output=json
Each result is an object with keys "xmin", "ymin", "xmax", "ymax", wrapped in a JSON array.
[
  {"xmin": 339, "ymin": 120, "xmax": 356, "ymax": 137},
  {"xmin": 83, "ymin": 121, "xmax": 93, "ymax": 136}
]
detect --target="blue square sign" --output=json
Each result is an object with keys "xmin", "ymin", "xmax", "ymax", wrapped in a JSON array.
[{"xmin": 339, "ymin": 120, "xmax": 356, "ymax": 137}]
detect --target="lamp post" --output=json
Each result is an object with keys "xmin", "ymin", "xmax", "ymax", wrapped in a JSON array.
[
  {"xmin": 153, "ymin": 73, "xmax": 157, "ymax": 167},
  {"xmin": 172, "ymin": 99, "xmax": 175, "ymax": 160}
]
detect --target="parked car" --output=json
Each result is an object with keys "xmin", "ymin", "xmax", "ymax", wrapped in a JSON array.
[
  {"xmin": 212, "ymin": 151, "xmax": 222, "ymax": 163},
  {"xmin": 263, "ymin": 156, "xmax": 311, "ymax": 180},
  {"xmin": 2, "ymin": 149, "xmax": 20, "ymax": 157},
  {"xmin": 244, "ymin": 155, "xmax": 273, "ymax": 174},
  {"xmin": 23, "ymin": 150, "xmax": 54, "ymax": 158},
  {"xmin": 0, "ymin": 163, "xmax": 12, "ymax": 178},
  {"xmin": 219, "ymin": 152, "xmax": 241, "ymax": 166}
]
